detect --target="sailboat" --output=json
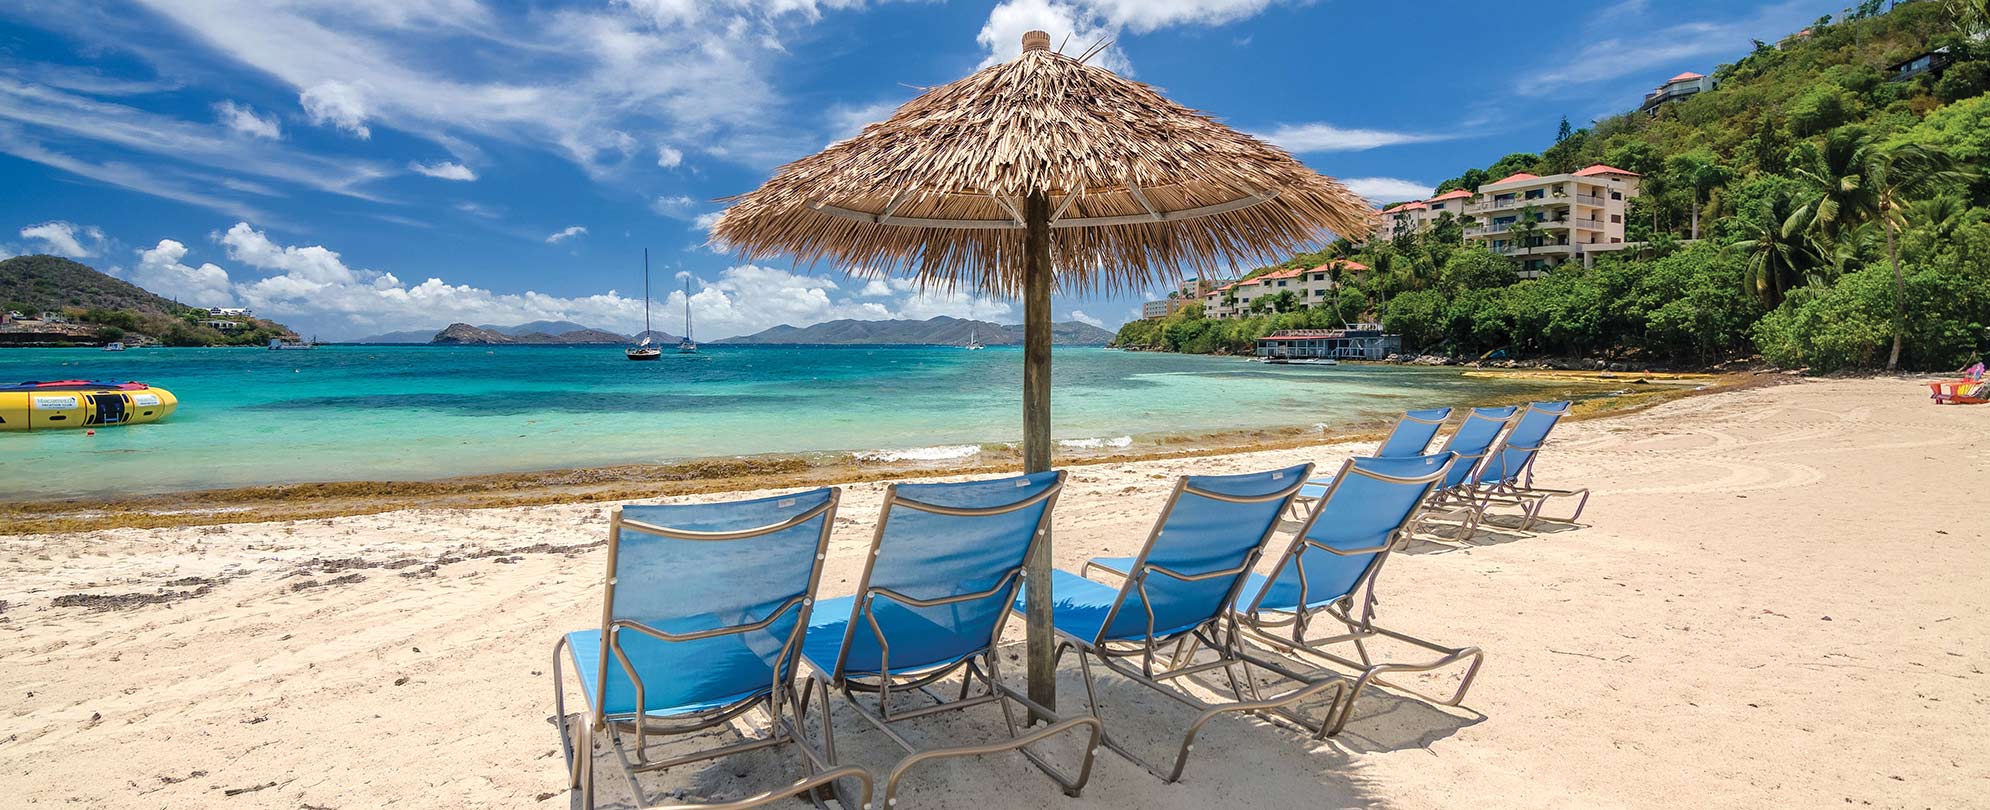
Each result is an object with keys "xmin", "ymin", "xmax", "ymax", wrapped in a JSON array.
[
  {"xmin": 964, "ymin": 328, "xmax": 984, "ymax": 350},
  {"xmin": 676, "ymin": 276, "xmax": 697, "ymax": 354},
  {"xmin": 626, "ymin": 249, "xmax": 662, "ymax": 361}
]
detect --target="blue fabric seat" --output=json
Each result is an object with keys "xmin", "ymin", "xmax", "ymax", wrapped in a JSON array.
[
  {"xmin": 1301, "ymin": 408, "xmax": 1454, "ymax": 497},
  {"xmin": 803, "ymin": 471, "xmax": 1063, "ymax": 682},
  {"xmin": 566, "ymin": 627, "xmax": 785, "ymax": 717},
  {"xmin": 1238, "ymin": 454, "xmax": 1452, "ymax": 617}
]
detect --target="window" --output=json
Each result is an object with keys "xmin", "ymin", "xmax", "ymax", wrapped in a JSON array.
[
  {"xmin": 1610, "ymin": 214, "xmax": 1622, "ymax": 223},
  {"xmin": 1313, "ymin": 289, "xmax": 1327, "ymax": 296},
  {"xmin": 1431, "ymin": 202, "xmax": 1446, "ymax": 210},
  {"xmin": 1312, "ymin": 273, "xmax": 1326, "ymax": 282},
  {"xmin": 1524, "ymin": 189, "xmax": 1545, "ymax": 200},
  {"xmin": 1610, "ymin": 191, "xmax": 1623, "ymax": 200},
  {"xmin": 1276, "ymin": 280, "xmax": 1287, "ymax": 287}
]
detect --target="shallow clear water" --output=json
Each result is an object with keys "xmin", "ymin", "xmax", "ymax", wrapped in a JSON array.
[{"xmin": 0, "ymin": 345, "xmax": 1582, "ymax": 500}]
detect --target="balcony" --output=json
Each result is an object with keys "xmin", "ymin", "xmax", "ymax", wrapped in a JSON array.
[{"xmin": 1573, "ymin": 193, "xmax": 1605, "ymax": 206}]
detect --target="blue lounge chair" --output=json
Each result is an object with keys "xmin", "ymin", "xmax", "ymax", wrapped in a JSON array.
[
  {"xmin": 1233, "ymin": 453, "xmax": 1484, "ymax": 736},
  {"xmin": 1032, "ymin": 464, "xmax": 1351, "ymax": 782},
  {"xmin": 1296, "ymin": 407, "xmax": 1454, "ymax": 505},
  {"xmin": 552, "ymin": 489, "xmax": 872, "ymax": 810},
  {"xmin": 800, "ymin": 472, "xmax": 1100, "ymax": 807},
  {"xmin": 1406, "ymin": 405, "xmax": 1517, "ymax": 540},
  {"xmin": 1469, "ymin": 400, "xmax": 1589, "ymax": 529}
]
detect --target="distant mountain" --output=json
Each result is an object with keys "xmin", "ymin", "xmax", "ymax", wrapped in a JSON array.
[
  {"xmin": 0, "ymin": 254, "xmax": 295, "ymax": 347},
  {"xmin": 2, "ymin": 254, "xmax": 192, "ymax": 316},
  {"xmin": 717, "ymin": 315, "xmax": 1114, "ymax": 346},
  {"xmin": 353, "ymin": 320, "xmax": 649, "ymax": 344},
  {"xmin": 483, "ymin": 320, "xmax": 595, "ymax": 337},
  {"xmin": 347, "ymin": 328, "xmax": 438, "ymax": 344},
  {"xmin": 426, "ymin": 322, "xmax": 636, "ymax": 345}
]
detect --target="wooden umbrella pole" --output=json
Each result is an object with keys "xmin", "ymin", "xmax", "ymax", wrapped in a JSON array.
[{"xmin": 1022, "ymin": 188, "xmax": 1056, "ymax": 718}]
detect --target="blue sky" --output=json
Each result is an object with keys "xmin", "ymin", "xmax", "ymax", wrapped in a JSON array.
[{"xmin": 0, "ymin": 0, "xmax": 1831, "ymax": 339}]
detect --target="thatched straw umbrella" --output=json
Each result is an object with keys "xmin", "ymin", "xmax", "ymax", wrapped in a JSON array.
[{"xmin": 712, "ymin": 30, "xmax": 1373, "ymax": 710}]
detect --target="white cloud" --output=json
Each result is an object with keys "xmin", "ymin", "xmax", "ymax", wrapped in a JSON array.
[
  {"xmin": 409, "ymin": 160, "xmax": 477, "ymax": 181},
  {"xmin": 976, "ymin": 0, "xmax": 1289, "ymax": 71},
  {"xmin": 0, "ymin": 77, "xmax": 391, "ymax": 214},
  {"xmin": 1256, "ymin": 123, "xmax": 1454, "ymax": 153},
  {"xmin": 977, "ymin": 0, "xmax": 1126, "ymax": 71},
  {"xmin": 1068, "ymin": 309, "xmax": 1105, "ymax": 328},
  {"xmin": 299, "ymin": 81, "xmax": 371, "ymax": 138},
  {"xmin": 19, "ymin": 221, "xmax": 105, "ymax": 258},
  {"xmin": 652, "ymin": 194, "xmax": 698, "ymax": 218},
  {"xmin": 655, "ymin": 144, "xmax": 683, "ymax": 168},
  {"xmin": 214, "ymin": 101, "xmax": 281, "ymax": 139},
  {"xmin": 129, "ymin": 239, "xmax": 235, "ymax": 306},
  {"xmin": 825, "ymin": 99, "xmax": 901, "ymax": 142},
  {"xmin": 546, "ymin": 225, "xmax": 588, "ymax": 243},
  {"xmin": 455, "ymin": 201, "xmax": 501, "ymax": 218},
  {"xmin": 1341, "ymin": 177, "xmax": 1434, "ymax": 203},
  {"xmin": 894, "ymin": 287, "xmax": 1015, "ymax": 322},
  {"xmin": 859, "ymin": 279, "xmax": 893, "ymax": 297}
]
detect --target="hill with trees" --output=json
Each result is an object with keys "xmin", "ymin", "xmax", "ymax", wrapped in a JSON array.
[
  {"xmin": 0, "ymin": 254, "xmax": 296, "ymax": 347},
  {"xmin": 1116, "ymin": 1, "xmax": 1990, "ymax": 372}
]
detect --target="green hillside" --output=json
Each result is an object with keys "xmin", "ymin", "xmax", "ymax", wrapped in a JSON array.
[
  {"xmin": 1, "ymin": 255, "xmax": 294, "ymax": 347},
  {"xmin": 1117, "ymin": 1, "xmax": 1990, "ymax": 371}
]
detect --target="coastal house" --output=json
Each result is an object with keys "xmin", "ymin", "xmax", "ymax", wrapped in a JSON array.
[
  {"xmin": 1640, "ymin": 71, "xmax": 1717, "ymax": 115},
  {"xmin": 1462, "ymin": 164, "xmax": 1641, "ymax": 277},
  {"xmin": 1369, "ymin": 188, "xmax": 1471, "ymax": 242},
  {"xmin": 199, "ymin": 319, "xmax": 245, "ymax": 331},
  {"xmin": 1255, "ymin": 325, "xmax": 1401, "ymax": 361},
  {"xmin": 1143, "ymin": 276, "xmax": 1236, "ymax": 319},
  {"xmin": 1887, "ymin": 47, "xmax": 1953, "ymax": 82},
  {"xmin": 207, "ymin": 306, "xmax": 253, "ymax": 318},
  {"xmin": 1199, "ymin": 261, "xmax": 1367, "ymax": 319}
]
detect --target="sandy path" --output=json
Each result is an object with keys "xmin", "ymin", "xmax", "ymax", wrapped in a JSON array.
[{"xmin": 1, "ymin": 378, "xmax": 1984, "ymax": 809}]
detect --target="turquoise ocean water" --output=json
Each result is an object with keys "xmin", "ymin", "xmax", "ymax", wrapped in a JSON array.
[{"xmin": 0, "ymin": 345, "xmax": 1584, "ymax": 501}]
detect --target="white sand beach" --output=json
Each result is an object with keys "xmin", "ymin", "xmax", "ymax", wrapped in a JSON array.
[{"xmin": 3, "ymin": 377, "xmax": 1986, "ymax": 809}]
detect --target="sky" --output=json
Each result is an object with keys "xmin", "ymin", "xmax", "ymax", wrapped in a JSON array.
[{"xmin": 0, "ymin": 0, "xmax": 1835, "ymax": 340}]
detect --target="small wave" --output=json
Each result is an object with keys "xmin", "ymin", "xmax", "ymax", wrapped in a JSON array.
[
  {"xmin": 1057, "ymin": 435, "xmax": 1133, "ymax": 450},
  {"xmin": 855, "ymin": 444, "xmax": 984, "ymax": 462}
]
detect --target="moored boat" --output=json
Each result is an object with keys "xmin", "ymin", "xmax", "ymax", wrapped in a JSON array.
[{"xmin": 0, "ymin": 380, "xmax": 178, "ymax": 431}]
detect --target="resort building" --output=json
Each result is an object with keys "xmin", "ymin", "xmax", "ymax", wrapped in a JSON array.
[
  {"xmin": 1461, "ymin": 164, "xmax": 1642, "ymax": 278},
  {"xmin": 1372, "ymin": 188, "xmax": 1472, "ymax": 241},
  {"xmin": 1640, "ymin": 71, "xmax": 1717, "ymax": 115},
  {"xmin": 1142, "ymin": 276, "xmax": 1236, "ymax": 319},
  {"xmin": 1200, "ymin": 260, "xmax": 1366, "ymax": 319},
  {"xmin": 207, "ymin": 306, "xmax": 253, "ymax": 318},
  {"xmin": 1255, "ymin": 325, "xmax": 1401, "ymax": 361}
]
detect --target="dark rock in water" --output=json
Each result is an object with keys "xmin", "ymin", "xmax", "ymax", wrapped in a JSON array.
[{"xmin": 431, "ymin": 323, "xmax": 514, "ymax": 344}]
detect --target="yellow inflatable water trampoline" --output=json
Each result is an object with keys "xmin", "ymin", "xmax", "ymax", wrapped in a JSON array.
[{"xmin": 0, "ymin": 380, "xmax": 178, "ymax": 431}]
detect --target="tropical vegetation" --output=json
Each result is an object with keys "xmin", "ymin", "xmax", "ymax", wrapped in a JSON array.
[{"xmin": 1114, "ymin": 1, "xmax": 1990, "ymax": 372}]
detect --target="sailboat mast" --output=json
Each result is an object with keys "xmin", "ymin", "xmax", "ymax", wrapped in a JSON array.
[
  {"xmin": 643, "ymin": 249, "xmax": 652, "ymax": 338},
  {"xmin": 684, "ymin": 276, "xmax": 692, "ymax": 339}
]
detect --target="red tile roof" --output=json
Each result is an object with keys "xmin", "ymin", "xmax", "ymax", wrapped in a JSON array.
[
  {"xmin": 1574, "ymin": 164, "xmax": 1641, "ymax": 178},
  {"xmin": 1665, "ymin": 71, "xmax": 1704, "ymax": 84},
  {"xmin": 1426, "ymin": 189, "xmax": 1473, "ymax": 201},
  {"xmin": 1380, "ymin": 201, "xmax": 1429, "ymax": 214},
  {"xmin": 1486, "ymin": 172, "xmax": 1541, "ymax": 186}
]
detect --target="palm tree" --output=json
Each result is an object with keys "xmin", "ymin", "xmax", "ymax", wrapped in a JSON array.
[
  {"xmin": 1669, "ymin": 153, "xmax": 1733, "ymax": 240},
  {"xmin": 1948, "ymin": 0, "xmax": 1990, "ymax": 36},
  {"xmin": 1791, "ymin": 128, "xmax": 1881, "ymax": 246},
  {"xmin": 1726, "ymin": 192, "xmax": 1813, "ymax": 308},
  {"xmin": 1795, "ymin": 129, "xmax": 1975, "ymax": 368},
  {"xmin": 1869, "ymin": 144, "xmax": 1974, "ymax": 369},
  {"xmin": 1510, "ymin": 204, "xmax": 1544, "ymax": 262}
]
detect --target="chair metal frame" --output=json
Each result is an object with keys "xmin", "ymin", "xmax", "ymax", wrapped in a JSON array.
[
  {"xmin": 552, "ymin": 493, "xmax": 873, "ymax": 810},
  {"xmin": 1059, "ymin": 466, "xmax": 1357, "ymax": 782},
  {"xmin": 1236, "ymin": 456, "xmax": 1486, "ymax": 736},
  {"xmin": 1466, "ymin": 401, "xmax": 1591, "ymax": 530},
  {"xmin": 804, "ymin": 472, "xmax": 1102, "ymax": 808},
  {"xmin": 1405, "ymin": 406, "xmax": 1517, "ymax": 541},
  {"xmin": 1291, "ymin": 407, "xmax": 1452, "ymax": 514}
]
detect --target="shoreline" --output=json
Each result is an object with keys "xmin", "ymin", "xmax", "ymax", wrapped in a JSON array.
[{"xmin": 0, "ymin": 369, "xmax": 1764, "ymax": 533}]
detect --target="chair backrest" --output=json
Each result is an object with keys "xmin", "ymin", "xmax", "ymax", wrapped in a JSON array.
[
  {"xmin": 1087, "ymin": 464, "xmax": 1311, "ymax": 645},
  {"xmin": 1474, "ymin": 400, "xmax": 1571, "ymax": 486},
  {"xmin": 1434, "ymin": 405, "xmax": 1516, "ymax": 490},
  {"xmin": 1374, "ymin": 407, "xmax": 1453, "ymax": 458},
  {"xmin": 595, "ymin": 488, "xmax": 838, "ymax": 718},
  {"xmin": 1243, "ymin": 454, "xmax": 1453, "ymax": 615},
  {"xmin": 827, "ymin": 471, "xmax": 1064, "ymax": 680}
]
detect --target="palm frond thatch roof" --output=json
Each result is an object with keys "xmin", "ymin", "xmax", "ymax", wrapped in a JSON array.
[{"xmin": 712, "ymin": 34, "xmax": 1373, "ymax": 295}]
